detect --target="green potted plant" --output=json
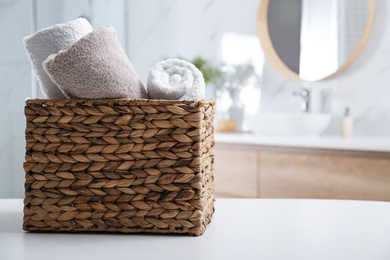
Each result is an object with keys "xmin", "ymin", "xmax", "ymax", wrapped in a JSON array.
[{"xmin": 190, "ymin": 56, "xmax": 222, "ymax": 86}]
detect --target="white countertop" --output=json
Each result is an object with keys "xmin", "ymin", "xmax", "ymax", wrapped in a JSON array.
[
  {"xmin": 215, "ymin": 133, "xmax": 390, "ymax": 152},
  {"xmin": 1, "ymin": 198, "xmax": 390, "ymax": 260}
]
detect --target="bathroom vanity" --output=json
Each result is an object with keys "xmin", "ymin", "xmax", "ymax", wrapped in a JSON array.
[{"xmin": 214, "ymin": 133, "xmax": 390, "ymax": 201}]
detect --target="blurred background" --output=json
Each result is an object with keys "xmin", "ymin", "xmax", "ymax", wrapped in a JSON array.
[{"xmin": 1, "ymin": 0, "xmax": 390, "ymax": 200}]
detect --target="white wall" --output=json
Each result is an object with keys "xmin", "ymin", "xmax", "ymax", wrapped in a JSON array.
[
  {"xmin": 0, "ymin": 0, "xmax": 127, "ymax": 198},
  {"xmin": 128, "ymin": 0, "xmax": 261, "ymax": 82},
  {"xmin": 0, "ymin": 0, "xmax": 32, "ymax": 198}
]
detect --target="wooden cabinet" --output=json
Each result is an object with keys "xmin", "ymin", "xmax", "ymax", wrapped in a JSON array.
[
  {"xmin": 214, "ymin": 145, "xmax": 390, "ymax": 201},
  {"xmin": 213, "ymin": 148, "xmax": 258, "ymax": 198},
  {"xmin": 260, "ymin": 151, "xmax": 390, "ymax": 200}
]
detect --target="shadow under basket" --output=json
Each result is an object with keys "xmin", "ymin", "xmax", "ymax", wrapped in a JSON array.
[{"xmin": 23, "ymin": 98, "xmax": 215, "ymax": 236}]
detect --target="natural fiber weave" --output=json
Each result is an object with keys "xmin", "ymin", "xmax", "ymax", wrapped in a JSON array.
[{"xmin": 23, "ymin": 98, "xmax": 215, "ymax": 236}]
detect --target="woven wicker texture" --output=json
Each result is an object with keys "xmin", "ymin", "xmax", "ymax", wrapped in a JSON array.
[{"xmin": 23, "ymin": 98, "xmax": 215, "ymax": 236}]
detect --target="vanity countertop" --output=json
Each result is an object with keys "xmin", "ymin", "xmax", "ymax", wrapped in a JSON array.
[
  {"xmin": 215, "ymin": 133, "xmax": 390, "ymax": 153},
  {"xmin": 1, "ymin": 198, "xmax": 390, "ymax": 259}
]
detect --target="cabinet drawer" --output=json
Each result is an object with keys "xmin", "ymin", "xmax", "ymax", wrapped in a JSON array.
[
  {"xmin": 260, "ymin": 151, "xmax": 390, "ymax": 201},
  {"xmin": 214, "ymin": 148, "xmax": 258, "ymax": 198}
]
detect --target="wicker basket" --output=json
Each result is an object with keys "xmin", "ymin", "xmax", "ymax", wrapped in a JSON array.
[{"xmin": 23, "ymin": 98, "xmax": 215, "ymax": 236}]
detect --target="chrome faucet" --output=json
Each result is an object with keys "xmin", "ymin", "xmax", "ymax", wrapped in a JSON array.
[{"xmin": 293, "ymin": 88, "xmax": 310, "ymax": 113}]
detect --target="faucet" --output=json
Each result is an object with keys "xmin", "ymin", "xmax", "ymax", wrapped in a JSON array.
[{"xmin": 293, "ymin": 88, "xmax": 310, "ymax": 113}]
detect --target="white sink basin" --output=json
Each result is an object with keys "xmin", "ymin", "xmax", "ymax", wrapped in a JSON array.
[{"xmin": 247, "ymin": 113, "xmax": 331, "ymax": 137}]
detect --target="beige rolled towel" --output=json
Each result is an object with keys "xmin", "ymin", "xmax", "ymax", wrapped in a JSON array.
[{"xmin": 43, "ymin": 26, "xmax": 148, "ymax": 99}]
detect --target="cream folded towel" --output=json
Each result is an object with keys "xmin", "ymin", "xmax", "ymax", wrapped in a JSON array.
[
  {"xmin": 23, "ymin": 18, "xmax": 93, "ymax": 99},
  {"xmin": 147, "ymin": 59, "xmax": 205, "ymax": 100},
  {"xmin": 43, "ymin": 26, "xmax": 148, "ymax": 100}
]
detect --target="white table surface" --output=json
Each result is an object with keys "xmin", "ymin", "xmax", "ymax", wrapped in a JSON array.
[
  {"xmin": 215, "ymin": 133, "xmax": 390, "ymax": 152},
  {"xmin": 1, "ymin": 199, "xmax": 390, "ymax": 260}
]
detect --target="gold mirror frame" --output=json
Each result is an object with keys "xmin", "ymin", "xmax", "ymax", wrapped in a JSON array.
[{"xmin": 257, "ymin": 0, "xmax": 375, "ymax": 81}]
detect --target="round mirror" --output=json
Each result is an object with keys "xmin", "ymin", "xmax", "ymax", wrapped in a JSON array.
[{"xmin": 257, "ymin": 0, "xmax": 375, "ymax": 81}]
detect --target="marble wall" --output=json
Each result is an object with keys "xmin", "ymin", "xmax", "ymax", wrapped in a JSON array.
[
  {"xmin": 1, "ymin": 0, "xmax": 389, "ymax": 197},
  {"xmin": 0, "ymin": 0, "xmax": 32, "ymax": 198},
  {"xmin": 0, "ymin": 0, "xmax": 127, "ymax": 198},
  {"xmin": 128, "ymin": 0, "xmax": 261, "ymax": 81}
]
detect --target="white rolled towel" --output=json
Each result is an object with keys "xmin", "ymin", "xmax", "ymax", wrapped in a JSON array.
[
  {"xmin": 23, "ymin": 18, "xmax": 93, "ymax": 99},
  {"xmin": 147, "ymin": 59, "xmax": 205, "ymax": 100}
]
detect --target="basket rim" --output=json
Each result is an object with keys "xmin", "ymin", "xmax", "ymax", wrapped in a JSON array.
[{"xmin": 26, "ymin": 98, "xmax": 215, "ymax": 107}]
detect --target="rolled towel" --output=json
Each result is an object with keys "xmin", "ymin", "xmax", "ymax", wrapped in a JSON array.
[
  {"xmin": 23, "ymin": 18, "xmax": 93, "ymax": 99},
  {"xmin": 147, "ymin": 59, "xmax": 205, "ymax": 100},
  {"xmin": 43, "ymin": 26, "xmax": 148, "ymax": 100}
]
